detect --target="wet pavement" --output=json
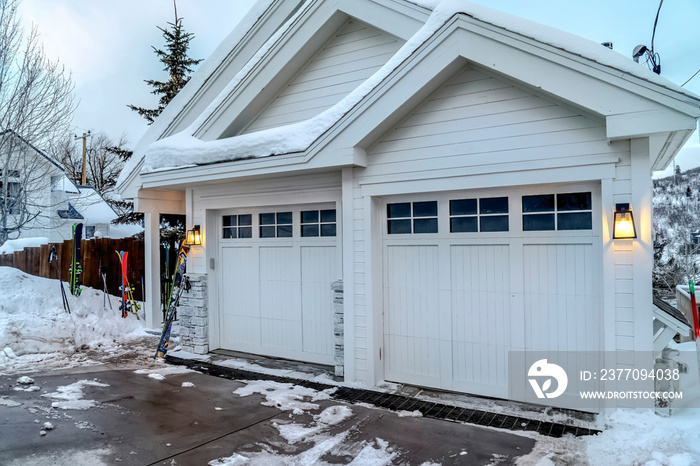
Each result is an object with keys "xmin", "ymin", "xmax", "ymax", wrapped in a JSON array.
[{"xmin": 0, "ymin": 364, "xmax": 537, "ymax": 465}]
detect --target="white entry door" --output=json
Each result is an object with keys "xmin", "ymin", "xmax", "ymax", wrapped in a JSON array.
[{"xmin": 219, "ymin": 205, "xmax": 339, "ymax": 365}]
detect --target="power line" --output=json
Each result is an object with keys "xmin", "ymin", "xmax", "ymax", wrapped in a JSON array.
[{"xmin": 682, "ymin": 68, "xmax": 700, "ymax": 87}]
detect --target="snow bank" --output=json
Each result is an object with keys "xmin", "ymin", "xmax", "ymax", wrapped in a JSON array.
[
  {"xmin": 584, "ymin": 410, "xmax": 700, "ymax": 466},
  {"xmin": 0, "ymin": 267, "xmax": 147, "ymax": 373},
  {"xmin": 0, "ymin": 237, "xmax": 49, "ymax": 255}
]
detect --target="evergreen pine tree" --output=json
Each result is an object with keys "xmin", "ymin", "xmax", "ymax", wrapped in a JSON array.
[{"xmin": 128, "ymin": 1, "xmax": 202, "ymax": 124}]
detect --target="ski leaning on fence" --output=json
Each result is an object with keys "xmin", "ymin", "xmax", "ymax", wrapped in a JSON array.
[
  {"xmin": 100, "ymin": 264, "xmax": 112, "ymax": 311},
  {"xmin": 69, "ymin": 223, "xmax": 83, "ymax": 297},
  {"xmin": 155, "ymin": 244, "xmax": 190, "ymax": 360},
  {"xmin": 116, "ymin": 250, "xmax": 141, "ymax": 319},
  {"xmin": 49, "ymin": 244, "xmax": 70, "ymax": 313}
]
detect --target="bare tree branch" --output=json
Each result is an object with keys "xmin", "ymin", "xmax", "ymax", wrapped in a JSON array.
[{"xmin": 0, "ymin": 0, "xmax": 75, "ymax": 243}]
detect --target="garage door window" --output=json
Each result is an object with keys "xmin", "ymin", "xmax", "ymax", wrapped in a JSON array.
[
  {"xmin": 387, "ymin": 201, "xmax": 438, "ymax": 234},
  {"xmin": 522, "ymin": 192, "xmax": 592, "ymax": 231},
  {"xmin": 450, "ymin": 197, "xmax": 509, "ymax": 232},
  {"xmin": 223, "ymin": 214, "xmax": 252, "ymax": 239},
  {"xmin": 260, "ymin": 212, "xmax": 293, "ymax": 238},
  {"xmin": 301, "ymin": 209, "xmax": 337, "ymax": 237}
]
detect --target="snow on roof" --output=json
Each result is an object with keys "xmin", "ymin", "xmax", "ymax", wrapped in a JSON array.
[
  {"xmin": 129, "ymin": 0, "xmax": 700, "ymax": 176},
  {"xmin": 70, "ymin": 186, "xmax": 118, "ymax": 225},
  {"xmin": 52, "ymin": 175, "xmax": 79, "ymax": 194}
]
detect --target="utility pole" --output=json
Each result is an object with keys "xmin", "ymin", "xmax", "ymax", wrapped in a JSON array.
[{"xmin": 74, "ymin": 131, "xmax": 91, "ymax": 186}]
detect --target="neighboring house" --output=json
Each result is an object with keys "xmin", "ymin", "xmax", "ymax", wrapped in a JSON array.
[
  {"xmin": 50, "ymin": 180, "xmax": 141, "ymax": 241},
  {"xmin": 117, "ymin": 0, "xmax": 700, "ymax": 410},
  {"xmin": 0, "ymin": 129, "xmax": 68, "ymax": 242},
  {"xmin": 0, "ymin": 130, "xmax": 140, "ymax": 245}
]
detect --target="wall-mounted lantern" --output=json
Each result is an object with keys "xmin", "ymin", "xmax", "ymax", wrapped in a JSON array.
[
  {"xmin": 613, "ymin": 204, "xmax": 636, "ymax": 240},
  {"xmin": 186, "ymin": 225, "xmax": 202, "ymax": 245}
]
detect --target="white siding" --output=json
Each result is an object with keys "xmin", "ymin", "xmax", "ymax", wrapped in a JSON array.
[
  {"xmin": 242, "ymin": 19, "xmax": 403, "ymax": 134},
  {"xmin": 362, "ymin": 66, "xmax": 625, "ymax": 184}
]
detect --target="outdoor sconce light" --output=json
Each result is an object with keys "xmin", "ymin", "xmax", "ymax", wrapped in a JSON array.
[
  {"xmin": 186, "ymin": 225, "xmax": 202, "ymax": 245},
  {"xmin": 613, "ymin": 204, "xmax": 637, "ymax": 240}
]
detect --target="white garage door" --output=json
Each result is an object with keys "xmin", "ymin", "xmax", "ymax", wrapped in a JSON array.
[
  {"xmin": 219, "ymin": 205, "xmax": 339, "ymax": 365},
  {"xmin": 383, "ymin": 188, "xmax": 601, "ymax": 399}
]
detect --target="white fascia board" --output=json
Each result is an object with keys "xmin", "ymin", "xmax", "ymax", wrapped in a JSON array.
[
  {"xmin": 606, "ymin": 110, "xmax": 698, "ymax": 141},
  {"xmin": 338, "ymin": 0, "xmax": 428, "ymax": 40},
  {"xmin": 453, "ymin": 18, "xmax": 700, "ymax": 119},
  {"xmin": 117, "ymin": 156, "xmax": 145, "ymax": 200},
  {"xmin": 449, "ymin": 16, "xmax": 700, "ymax": 119},
  {"xmin": 139, "ymin": 151, "xmax": 350, "ymax": 190},
  {"xmin": 649, "ymin": 129, "xmax": 697, "ymax": 172}
]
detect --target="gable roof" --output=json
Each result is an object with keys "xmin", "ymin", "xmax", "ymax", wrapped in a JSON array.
[{"xmin": 118, "ymin": 0, "xmax": 700, "ymax": 194}]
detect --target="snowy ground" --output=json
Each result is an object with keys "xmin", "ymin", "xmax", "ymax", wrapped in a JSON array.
[
  {"xmin": 0, "ymin": 266, "xmax": 158, "ymax": 375},
  {"xmin": 1, "ymin": 266, "xmax": 700, "ymax": 465}
]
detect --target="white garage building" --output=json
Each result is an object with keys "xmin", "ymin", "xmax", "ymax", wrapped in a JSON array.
[{"xmin": 118, "ymin": 0, "xmax": 700, "ymax": 408}]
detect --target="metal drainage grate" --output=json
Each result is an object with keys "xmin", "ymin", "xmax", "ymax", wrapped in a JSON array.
[{"xmin": 166, "ymin": 356, "xmax": 600, "ymax": 438}]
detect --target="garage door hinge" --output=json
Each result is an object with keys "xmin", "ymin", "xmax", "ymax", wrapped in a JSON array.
[{"xmin": 379, "ymin": 348, "xmax": 382, "ymax": 360}]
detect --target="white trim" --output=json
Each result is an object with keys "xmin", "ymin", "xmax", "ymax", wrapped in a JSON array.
[{"xmin": 341, "ymin": 167, "xmax": 355, "ymax": 380}]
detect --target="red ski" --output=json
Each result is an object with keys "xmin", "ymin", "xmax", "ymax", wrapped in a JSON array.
[{"xmin": 116, "ymin": 250, "xmax": 141, "ymax": 319}]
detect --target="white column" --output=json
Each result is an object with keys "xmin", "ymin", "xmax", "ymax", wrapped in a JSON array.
[
  {"xmin": 144, "ymin": 207, "xmax": 161, "ymax": 329},
  {"xmin": 631, "ymin": 138, "xmax": 653, "ymax": 352},
  {"xmin": 341, "ymin": 168, "xmax": 355, "ymax": 381}
]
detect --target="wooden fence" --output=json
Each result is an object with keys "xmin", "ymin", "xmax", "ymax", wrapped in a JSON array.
[{"xmin": 0, "ymin": 238, "xmax": 145, "ymax": 301}]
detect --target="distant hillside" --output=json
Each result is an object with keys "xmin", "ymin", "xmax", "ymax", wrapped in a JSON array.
[{"xmin": 653, "ymin": 167, "xmax": 700, "ymax": 294}]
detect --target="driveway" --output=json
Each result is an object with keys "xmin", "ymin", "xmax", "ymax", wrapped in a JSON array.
[{"xmin": 0, "ymin": 363, "xmax": 536, "ymax": 465}]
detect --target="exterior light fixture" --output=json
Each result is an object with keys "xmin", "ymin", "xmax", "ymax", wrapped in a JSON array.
[
  {"xmin": 613, "ymin": 204, "xmax": 636, "ymax": 239},
  {"xmin": 186, "ymin": 225, "xmax": 202, "ymax": 245}
]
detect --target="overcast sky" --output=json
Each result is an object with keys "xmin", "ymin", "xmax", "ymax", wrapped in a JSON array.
[{"xmin": 17, "ymin": 0, "xmax": 700, "ymax": 177}]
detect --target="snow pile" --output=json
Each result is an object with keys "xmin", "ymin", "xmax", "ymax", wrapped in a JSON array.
[
  {"xmin": 233, "ymin": 380, "xmax": 335, "ymax": 415},
  {"xmin": 0, "ymin": 267, "xmax": 148, "ymax": 374},
  {"xmin": 584, "ymin": 410, "xmax": 700, "ymax": 466},
  {"xmin": 0, "ymin": 237, "xmax": 50, "ymax": 255},
  {"xmin": 133, "ymin": 365, "xmax": 195, "ymax": 379},
  {"xmin": 275, "ymin": 405, "xmax": 354, "ymax": 444},
  {"xmin": 42, "ymin": 379, "xmax": 110, "ymax": 410}
]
